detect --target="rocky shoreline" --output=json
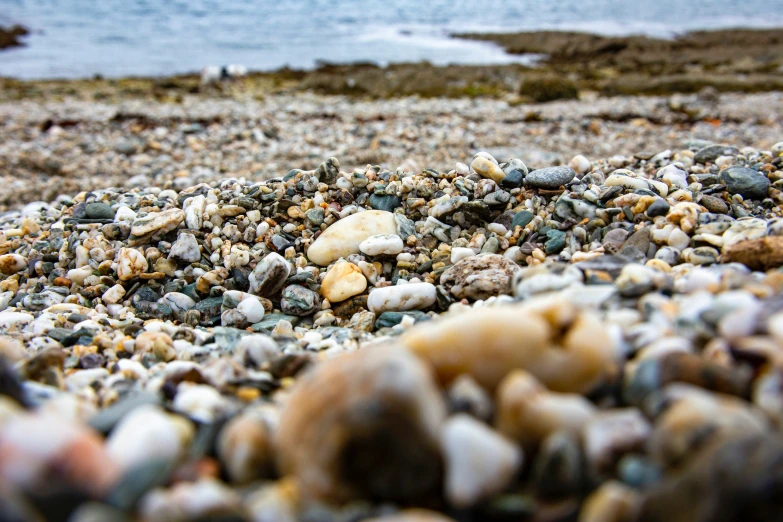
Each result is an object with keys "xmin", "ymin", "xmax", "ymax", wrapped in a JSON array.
[
  {"xmin": 1, "ymin": 115, "xmax": 783, "ymax": 520},
  {"xmin": 2, "ymin": 28, "xmax": 783, "ymax": 103}
]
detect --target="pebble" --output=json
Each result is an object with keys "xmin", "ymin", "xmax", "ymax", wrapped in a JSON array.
[
  {"xmin": 321, "ymin": 260, "xmax": 367, "ymax": 303},
  {"xmin": 402, "ymin": 299, "xmax": 614, "ymax": 393},
  {"xmin": 367, "ymin": 282, "xmax": 437, "ymax": 314},
  {"xmin": 280, "ymin": 285, "xmax": 321, "ymax": 316},
  {"xmin": 471, "ymin": 156, "xmax": 506, "ymax": 183},
  {"xmin": 307, "ymin": 210, "xmax": 397, "ymax": 266},
  {"xmin": 359, "ymin": 234, "xmax": 404, "ymax": 256},
  {"xmin": 116, "ymin": 247, "xmax": 148, "ymax": 281},
  {"xmin": 441, "ymin": 414, "xmax": 522, "ymax": 508},
  {"xmin": 168, "ymin": 233, "xmax": 201, "ymax": 263},
  {"xmin": 275, "ymin": 345, "xmax": 445, "ymax": 503},
  {"xmin": 720, "ymin": 166, "xmax": 770, "ymax": 200},
  {"xmin": 440, "ymin": 254, "xmax": 521, "ymax": 300},
  {"xmin": 525, "ymin": 166, "xmax": 576, "ymax": 189},
  {"xmin": 0, "ymin": 254, "xmax": 27, "ymax": 275},
  {"xmin": 249, "ymin": 253, "xmax": 290, "ymax": 296}
]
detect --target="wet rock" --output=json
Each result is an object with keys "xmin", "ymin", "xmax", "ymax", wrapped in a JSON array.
[{"xmin": 693, "ymin": 144, "xmax": 738, "ymax": 164}]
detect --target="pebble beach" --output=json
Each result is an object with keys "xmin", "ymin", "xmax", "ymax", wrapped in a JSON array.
[{"xmin": 3, "ymin": 37, "xmax": 783, "ymax": 522}]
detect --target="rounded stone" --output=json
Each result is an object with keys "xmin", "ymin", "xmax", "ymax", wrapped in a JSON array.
[
  {"xmin": 321, "ymin": 260, "xmax": 367, "ymax": 303},
  {"xmin": 524, "ymin": 166, "xmax": 576, "ymax": 189},
  {"xmin": 280, "ymin": 285, "xmax": 321, "ymax": 317},
  {"xmin": 720, "ymin": 167, "xmax": 770, "ymax": 200},
  {"xmin": 307, "ymin": 210, "xmax": 398, "ymax": 266},
  {"xmin": 440, "ymin": 254, "xmax": 521, "ymax": 300}
]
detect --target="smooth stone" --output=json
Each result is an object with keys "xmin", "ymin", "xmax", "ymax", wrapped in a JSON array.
[
  {"xmin": 723, "ymin": 236, "xmax": 783, "ymax": 271},
  {"xmin": 217, "ymin": 407, "xmax": 277, "ymax": 483},
  {"xmin": 275, "ymin": 345, "xmax": 446, "ymax": 504},
  {"xmin": 0, "ymin": 254, "xmax": 27, "ymax": 275},
  {"xmin": 693, "ymin": 144, "xmax": 738, "ymax": 164},
  {"xmin": 280, "ymin": 286, "xmax": 321, "ymax": 316},
  {"xmin": 402, "ymin": 299, "xmax": 614, "ymax": 393},
  {"xmin": 367, "ymin": 282, "xmax": 437, "ymax": 314},
  {"xmin": 583, "ymin": 409, "xmax": 651, "ymax": 474},
  {"xmin": 168, "ymin": 233, "xmax": 201, "ymax": 263},
  {"xmin": 440, "ymin": 254, "xmax": 521, "ymax": 300},
  {"xmin": 85, "ymin": 202, "xmax": 115, "ymax": 220},
  {"xmin": 360, "ymin": 234, "xmax": 404, "ymax": 257},
  {"xmin": 646, "ymin": 198, "xmax": 670, "ymax": 218},
  {"xmin": 375, "ymin": 311, "xmax": 429, "ymax": 329},
  {"xmin": 511, "ymin": 210, "xmax": 535, "ymax": 230},
  {"xmin": 496, "ymin": 370, "xmax": 597, "ymax": 448},
  {"xmin": 525, "ymin": 166, "xmax": 575, "ymax": 189},
  {"xmin": 105, "ymin": 405, "xmax": 193, "ymax": 472},
  {"xmin": 369, "ymin": 194, "xmax": 403, "ymax": 212},
  {"xmin": 307, "ymin": 210, "xmax": 398, "ymax": 266},
  {"xmin": 183, "ymin": 195, "xmax": 206, "ymax": 230},
  {"xmin": 569, "ymin": 154, "xmax": 592, "ymax": 174},
  {"xmin": 160, "ymin": 292, "xmax": 196, "ymax": 313},
  {"xmin": 720, "ymin": 166, "xmax": 770, "ymax": 200},
  {"xmin": 471, "ymin": 157, "xmax": 506, "ymax": 184},
  {"xmin": 441, "ymin": 414, "xmax": 522, "ymax": 508},
  {"xmin": 0, "ymin": 312, "xmax": 35, "ymax": 329},
  {"xmin": 699, "ymin": 195, "xmax": 729, "ymax": 214},
  {"xmin": 249, "ymin": 253, "xmax": 290, "ymax": 296},
  {"xmin": 102, "ymin": 284, "xmax": 126, "ymax": 304},
  {"xmin": 500, "ymin": 169, "xmax": 525, "ymax": 189},
  {"xmin": 321, "ymin": 260, "xmax": 367, "ymax": 303},
  {"xmin": 237, "ymin": 296, "xmax": 266, "ymax": 323},
  {"xmin": 544, "ymin": 230, "xmax": 566, "ymax": 254}
]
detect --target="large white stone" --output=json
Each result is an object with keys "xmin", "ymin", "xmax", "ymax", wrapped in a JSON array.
[
  {"xmin": 307, "ymin": 210, "xmax": 397, "ymax": 266},
  {"xmin": 441, "ymin": 414, "xmax": 522, "ymax": 508},
  {"xmin": 367, "ymin": 282, "xmax": 437, "ymax": 314}
]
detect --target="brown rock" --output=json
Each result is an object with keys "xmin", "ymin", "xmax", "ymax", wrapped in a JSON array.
[
  {"xmin": 440, "ymin": 254, "xmax": 521, "ymax": 300},
  {"xmin": 723, "ymin": 236, "xmax": 783, "ymax": 271},
  {"xmin": 275, "ymin": 345, "xmax": 446, "ymax": 504}
]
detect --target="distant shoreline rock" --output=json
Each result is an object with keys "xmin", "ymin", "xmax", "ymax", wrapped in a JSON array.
[{"xmin": 0, "ymin": 25, "xmax": 29, "ymax": 50}]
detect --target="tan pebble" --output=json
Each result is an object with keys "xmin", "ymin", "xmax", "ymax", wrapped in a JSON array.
[
  {"xmin": 320, "ymin": 260, "xmax": 367, "ymax": 303},
  {"xmin": 578, "ymin": 481, "xmax": 641, "ymax": 522},
  {"xmin": 135, "ymin": 331, "xmax": 176, "ymax": 362},
  {"xmin": 275, "ymin": 345, "xmax": 446, "ymax": 504},
  {"xmin": 402, "ymin": 299, "xmax": 615, "ymax": 393},
  {"xmin": 723, "ymin": 236, "xmax": 783, "ymax": 271},
  {"xmin": 0, "ymin": 254, "xmax": 26, "ymax": 275},
  {"xmin": 471, "ymin": 157, "xmax": 505, "ymax": 183},
  {"xmin": 495, "ymin": 370, "xmax": 597, "ymax": 448}
]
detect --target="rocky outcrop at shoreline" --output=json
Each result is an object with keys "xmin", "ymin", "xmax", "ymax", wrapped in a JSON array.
[{"xmin": 0, "ymin": 25, "xmax": 28, "ymax": 50}]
